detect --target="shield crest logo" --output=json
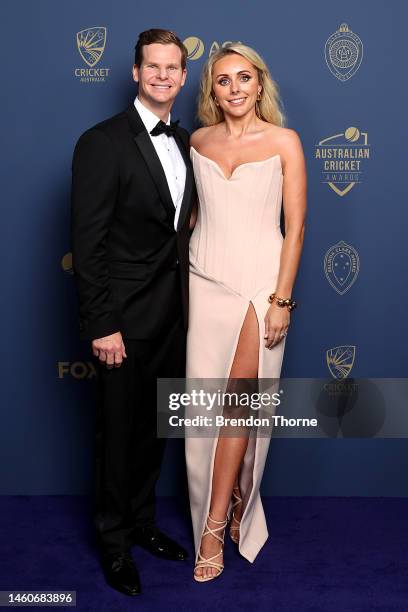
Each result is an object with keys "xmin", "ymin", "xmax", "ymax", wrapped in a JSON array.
[
  {"xmin": 77, "ymin": 27, "xmax": 106, "ymax": 67},
  {"xmin": 324, "ymin": 240, "xmax": 360, "ymax": 295},
  {"xmin": 325, "ymin": 23, "xmax": 363, "ymax": 81},
  {"xmin": 326, "ymin": 345, "xmax": 356, "ymax": 379}
]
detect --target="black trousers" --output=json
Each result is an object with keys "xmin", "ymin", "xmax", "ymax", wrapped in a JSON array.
[{"xmin": 94, "ymin": 315, "xmax": 186, "ymax": 554}]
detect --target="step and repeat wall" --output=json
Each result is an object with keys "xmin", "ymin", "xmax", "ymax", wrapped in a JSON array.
[{"xmin": 1, "ymin": 0, "xmax": 407, "ymax": 494}]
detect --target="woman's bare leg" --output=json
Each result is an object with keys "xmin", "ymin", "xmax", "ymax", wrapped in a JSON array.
[{"xmin": 195, "ymin": 303, "xmax": 259, "ymax": 579}]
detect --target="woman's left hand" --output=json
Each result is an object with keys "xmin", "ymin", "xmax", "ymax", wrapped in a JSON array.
[{"xmin": 264, "ymin": 304, "xmax": 290, "ymax": 349}]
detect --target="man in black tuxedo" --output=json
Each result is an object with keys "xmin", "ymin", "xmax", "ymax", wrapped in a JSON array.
[{"xmin": 71, "ymin": 29, "xmax": 195, "ymax": 596}]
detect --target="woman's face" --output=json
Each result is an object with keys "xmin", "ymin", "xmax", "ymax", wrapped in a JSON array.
[{"xmin": 211, "ymin": 53, "xmax": 261, "ymax": 119}]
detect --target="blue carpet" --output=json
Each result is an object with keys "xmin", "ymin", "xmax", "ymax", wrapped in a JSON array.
[{"xmin": 1, "ymin": 496, "xmax": 408, "ymax": 611}]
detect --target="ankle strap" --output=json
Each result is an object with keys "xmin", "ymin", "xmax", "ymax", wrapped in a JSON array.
[
  {"xmin": 208, "ymin": 513, "xmax": 229, "ymax": 525},
  {"xmin": 203, "ymin": 513, "xmax": 228, "ymax": 544}
]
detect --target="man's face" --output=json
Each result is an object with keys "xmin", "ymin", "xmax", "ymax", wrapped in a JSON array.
[{"xmin": 133, "ymin": 43, "xmax": 187, "ymax": 109}]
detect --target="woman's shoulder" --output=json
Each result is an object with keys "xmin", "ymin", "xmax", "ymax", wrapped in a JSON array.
[
  {"xmin": 190, "ymin": 125, "xmax": 219, "ymax": 150},
  {"xmin": 262, "ymin": 124, "xmax": 305, "ymax": 173},
  {"xmin": 263, "ymin": 124, "xmax": 304, "ymax": 161},
  {"xmin": 263, "ymin": 123, "xmax": 301, "ymax": 144}
]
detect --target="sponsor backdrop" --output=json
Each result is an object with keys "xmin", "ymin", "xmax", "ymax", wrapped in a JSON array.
[{"xmin": 1, "ymin": 0, "xmax": 407, "ymax": 495}]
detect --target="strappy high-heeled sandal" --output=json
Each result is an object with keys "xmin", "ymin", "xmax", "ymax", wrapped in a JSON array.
[
  {"xmin": 229, "ymin": 486, "xmax": 242, "ymax": 544},
  {"xmin": 194, "ymin": 513, "xmax": 228, "ymax": 582}
]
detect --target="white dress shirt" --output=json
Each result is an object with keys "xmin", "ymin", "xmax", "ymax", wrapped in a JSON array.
[{"xmin": 134, "ymin": 97, "xmax": 186, "ymax": 230}]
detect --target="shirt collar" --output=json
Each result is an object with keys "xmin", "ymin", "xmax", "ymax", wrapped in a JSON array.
[{"xmin": 134, "ymin": 97, "xmax": 171, "ymax": 133}]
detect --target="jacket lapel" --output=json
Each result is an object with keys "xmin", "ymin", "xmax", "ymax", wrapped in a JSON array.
[
  {"xmin": 173, "ymin": 129, "xmax": 194, "ymax": 232},
  {"xmin": 125, "ymin": 105, "xmax": 175, "ymax": 223}
]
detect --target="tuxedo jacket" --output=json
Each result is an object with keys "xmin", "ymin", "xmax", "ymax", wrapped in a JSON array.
[{"xmin": 71, "ymin": 104, "xmax": 195, "ymax": 341}]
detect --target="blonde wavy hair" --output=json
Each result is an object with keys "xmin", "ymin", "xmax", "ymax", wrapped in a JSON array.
[{"xmin": 198, "ymin": 43, "xmax": 285, "ymax": 127}]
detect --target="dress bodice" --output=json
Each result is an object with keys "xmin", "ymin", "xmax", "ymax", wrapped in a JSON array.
[{"xmin": 189, "ymin": 146, "xmax": 284, "ymax": 298}]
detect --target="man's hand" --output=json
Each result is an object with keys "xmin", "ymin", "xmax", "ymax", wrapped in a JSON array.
[{"xmin": 92, "ymin": 332, "xmax": 127, "ymax": 369}]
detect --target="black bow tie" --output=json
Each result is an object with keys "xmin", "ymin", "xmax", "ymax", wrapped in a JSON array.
[{"xmin": 150, "ymin": 119, "xmax": 179, "ymax": 137}]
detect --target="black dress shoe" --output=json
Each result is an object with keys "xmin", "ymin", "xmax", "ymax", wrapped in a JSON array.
[
  {"xmin": 102, "ymin": 551, "xmax": 141, "ymax": 596},
  {"xmin": 132, "ymin": 526, "xmax": 188, "ymax": 561}
]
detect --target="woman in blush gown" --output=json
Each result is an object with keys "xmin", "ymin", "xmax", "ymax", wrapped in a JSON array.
[{"xmin": 185, "ymin": 43, "xmax": 307, "ymax": 582}]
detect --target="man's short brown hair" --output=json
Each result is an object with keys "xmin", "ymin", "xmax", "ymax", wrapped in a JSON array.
[{"xmin": 134, "ymin": 29, "xmax": 188, "ymax": 69}]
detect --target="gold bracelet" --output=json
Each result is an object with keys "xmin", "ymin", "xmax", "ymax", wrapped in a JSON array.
[{"xmin": 268, "ymin": 292, "xmax": 297, "ymax": 312}]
